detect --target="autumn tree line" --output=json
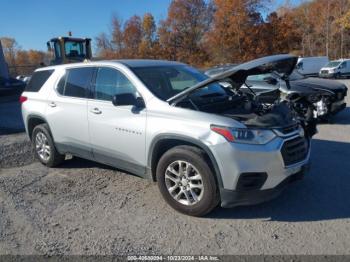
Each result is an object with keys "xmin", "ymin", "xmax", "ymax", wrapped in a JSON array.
[
  {"xmin": 2, "ymin": 0, "xmax": 350, "ymax": 77},
  {"xmin": 96, "ymin": 0, "xmax": 350, "ymax": 67},
  {"xmin": 0, "ymin": 37, "xmax": 47, "ymax": 76}
]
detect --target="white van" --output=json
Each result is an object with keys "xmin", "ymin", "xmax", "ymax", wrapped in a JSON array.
[
  {"xmin": 319, "ymin": 59, "xmax": 350, "ymax": 78},
  {"xmin": 296, "ymin": 56, "xmax": 329, "ymax": 76}
]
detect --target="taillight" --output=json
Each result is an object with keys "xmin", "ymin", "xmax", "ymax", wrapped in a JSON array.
[
  {"xmin": 210, "ymin": 125, "xmax": 234, "ymax": 142},
  {"xmin": 19, "ymin": 95, "xmax": 28, "ymax": 104}
]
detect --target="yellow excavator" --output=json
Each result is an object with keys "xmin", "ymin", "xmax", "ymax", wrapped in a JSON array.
[
  {"xmin": 46, "ymin": 35, "xmax": 92, "ymax": 65},
  {"xmin": 1, "ymin": 34, "xmax": 93, "ymax": 95}
]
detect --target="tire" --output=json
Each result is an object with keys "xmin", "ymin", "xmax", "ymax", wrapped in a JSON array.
[
  {"xmin": 156, "ymin": 145, "xmax": 219, "ymax": 216},
  {"xmin": 335, "ymin": 72, "xmax": 341, "ymax": 79},
  {"xmin": 32, "ymin": 123, "xmax": 64, "ymax": 167}
]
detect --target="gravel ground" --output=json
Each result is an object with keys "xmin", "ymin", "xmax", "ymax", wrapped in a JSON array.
[{"xmin": 0, "ymin": 80, "xmax": 350, "ymax": 256}]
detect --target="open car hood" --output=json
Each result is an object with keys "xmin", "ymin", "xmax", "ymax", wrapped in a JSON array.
[{"xmin": 167, "ymin": 54, "xmax": 298, "ymax": 104}]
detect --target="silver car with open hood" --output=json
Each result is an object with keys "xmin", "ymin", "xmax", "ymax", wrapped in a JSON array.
[{"xmin": 21, "ymin": 54, "xmax": 310, "ymax": 216}]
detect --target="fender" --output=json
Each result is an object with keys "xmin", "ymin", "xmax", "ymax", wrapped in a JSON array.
[
  {"xmin": 26, "ymin": 114, "xmax": 49, "ymax": 138},
  {"xmin": 148, "ymin": 133, "xmax": 224, "ymax": 189}
]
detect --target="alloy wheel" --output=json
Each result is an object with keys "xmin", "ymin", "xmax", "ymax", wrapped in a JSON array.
[
  {"xmin": 35, "ymin": 131, "xmax": 51, "ymax": 162},
  {"xmin": 164, "ymin": 160, "xmax": 204, "ymax": 206}
]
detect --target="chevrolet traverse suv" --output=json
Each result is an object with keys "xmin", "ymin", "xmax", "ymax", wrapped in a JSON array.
[{"xmin": 21, "ymin": 55, "xmax": 310, "ymax": 216}]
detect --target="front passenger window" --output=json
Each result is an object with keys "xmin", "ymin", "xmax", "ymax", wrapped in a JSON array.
[{"xmin": 94, "ymin": 67, "xmax": 137, "ymax": 101}]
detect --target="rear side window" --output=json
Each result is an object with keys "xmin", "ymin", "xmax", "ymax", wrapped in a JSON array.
[
  {"xmin": 57, "ymin": 67, "xmax": 94, "ymax": 98},
  {"xmin": 25, "ymin": 70, "xmax": 54, "ymax": 92}
]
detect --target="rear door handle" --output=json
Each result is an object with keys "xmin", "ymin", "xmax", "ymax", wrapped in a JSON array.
[
  {"xmin": 90, "ymin": 108, "xmax": 102, "ymax": 114},
  {"xmin": 49, "ymin": 102, "xmax": 56, "ymax": 108}
]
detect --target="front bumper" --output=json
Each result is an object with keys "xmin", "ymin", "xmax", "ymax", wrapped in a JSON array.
[
  {"xmin": 319, "ymin": 72, "xmax": 336, "ymax": 78},
  {"xmin": 220, "ymin": 164, "xmax": 309, "ymax": 208},
  {"xmin": 209, "ymin": 133, "xmax": 311, "ymax": 208}
]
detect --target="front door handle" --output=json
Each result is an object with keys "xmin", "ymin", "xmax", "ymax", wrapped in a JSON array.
[
  {"xmin": 90, "ymin": 108, "xmax": 102, "ymax": 114},
  {"xmin": 49, "ymin": 102, "xmax": 56, "ymax": 108}
]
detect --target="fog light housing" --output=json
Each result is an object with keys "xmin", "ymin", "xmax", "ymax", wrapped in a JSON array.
[{"xmin": 236, "ymin": 172, "xmax": 268, "ymax": 191}]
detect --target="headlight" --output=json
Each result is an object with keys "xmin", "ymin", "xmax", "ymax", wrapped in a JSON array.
[
  {"xmin": 211, "ymin": 125, "xmax": 277, "ymax": 145},
  {"xmin": 329, "ymin": 69, "xmax": 335, "ymax": 73}
]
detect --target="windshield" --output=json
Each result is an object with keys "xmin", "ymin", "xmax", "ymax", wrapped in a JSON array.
[
  {"xmin": 64, "ymin": 41, "xmax": 87, "ymax": 58},
  {"xmin": 326, "ymin": 61, "xmax": 341, "ymax": 68},
  {"xmin": 247, "ymin": 73, "xmax": 271, "ymax": 81},
  {"xmin": 132, "ymin": 65, "xmax": 226, "ymax": 101}
]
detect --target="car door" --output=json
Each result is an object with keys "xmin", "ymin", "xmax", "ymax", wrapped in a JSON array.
[
  {"xmin": 46, "ymin": 66, "xmax": 94, "ymax": 159},
  {"xmin": 87, "ymin": 66, "xmax": 147, "ymax": 176}
]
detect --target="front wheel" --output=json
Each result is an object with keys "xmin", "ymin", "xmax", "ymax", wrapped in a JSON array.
[{"xmin": 156, "ymin": 146, "xmax": 219, "ymax": 216}]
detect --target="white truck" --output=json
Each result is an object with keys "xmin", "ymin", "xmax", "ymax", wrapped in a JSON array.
[
  {"xmin": 319, "ymin": 59, "xmax": 350, "ymax": 78},
  {"xmin": 296, "ymin": 56, "xmax": 329, "ymax": 76}
]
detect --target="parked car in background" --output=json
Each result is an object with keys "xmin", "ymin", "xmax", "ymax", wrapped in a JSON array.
[
  {"xmin": 205, "ymin": 66, "xmax": 347, "ymax": 121},
  {"xmin": 21, "ymin": 55, "xmax": 311, "ymax": 216},
  {"xmin": 296, "ymin": 56, "xmax": 329, "ymax": 76},
  {"xmin": 16, "ymin": 75, "xmax": 31, "ymax": 84},
  {"xmin": 319, "ymin": 59, "xmax": 350, "ymax": 78},
  {"xmin": 0, "ymin": 77, "xmax": 26, "ymax": 96}
]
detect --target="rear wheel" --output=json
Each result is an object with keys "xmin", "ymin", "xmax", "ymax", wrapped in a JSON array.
[
  {"xmin": 32, "ymin": 124, "xmax": 64, "ymax": 167},
  {"xmin": 156, "ymin": 146, "xmax": 219, "ymax": 216}
]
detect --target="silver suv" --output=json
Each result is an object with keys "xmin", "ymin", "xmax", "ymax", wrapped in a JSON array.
[{"xmin": 21, "ymin": 55, "xmax": 310, "ymax": 216}]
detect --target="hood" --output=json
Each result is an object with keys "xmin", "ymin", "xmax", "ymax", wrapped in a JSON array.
[
  {"xmin": 167, "ymin": 54, "xmax": 298, "ymax": 104},
  {"xmin": 291, "ymin": 77, "xmax": 348, "ymax": 94}
]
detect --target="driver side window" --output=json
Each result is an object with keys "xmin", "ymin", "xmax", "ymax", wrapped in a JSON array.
[{"xmin": 94, "ymin": 67, "xmax": 137, "ymax": 101}]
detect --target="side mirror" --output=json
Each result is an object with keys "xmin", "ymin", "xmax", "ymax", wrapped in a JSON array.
[
  {"xmin": 112, "ymin": 93, "xmax": 145, "ymax": 108},
  {"xmin": 263, "ymin": 76, "xmax": 278, "ymax": 85}
]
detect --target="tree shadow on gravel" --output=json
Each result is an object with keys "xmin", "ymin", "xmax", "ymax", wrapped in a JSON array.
[{"xmin": 209, "ymin": 138, "xmax": 350, "ymax": 222}]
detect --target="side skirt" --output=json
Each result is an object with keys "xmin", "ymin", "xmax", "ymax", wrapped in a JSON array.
[{"xmin": 55, "ymin": 142, "xmax": 151, "ymax": 180}]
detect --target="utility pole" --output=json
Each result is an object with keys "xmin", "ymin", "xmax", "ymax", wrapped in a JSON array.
[{"xmin": 0, "ymin": 40, "xmax": 10, "ymax": 80}]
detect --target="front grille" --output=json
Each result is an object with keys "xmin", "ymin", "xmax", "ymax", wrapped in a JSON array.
[
  {"xmin": 321, "ymin": 70, "xmax": 329, "ymax": 74},
  {"xmin": 281, "ymin": 136, "xmax": 308, "ymax": 166}
]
